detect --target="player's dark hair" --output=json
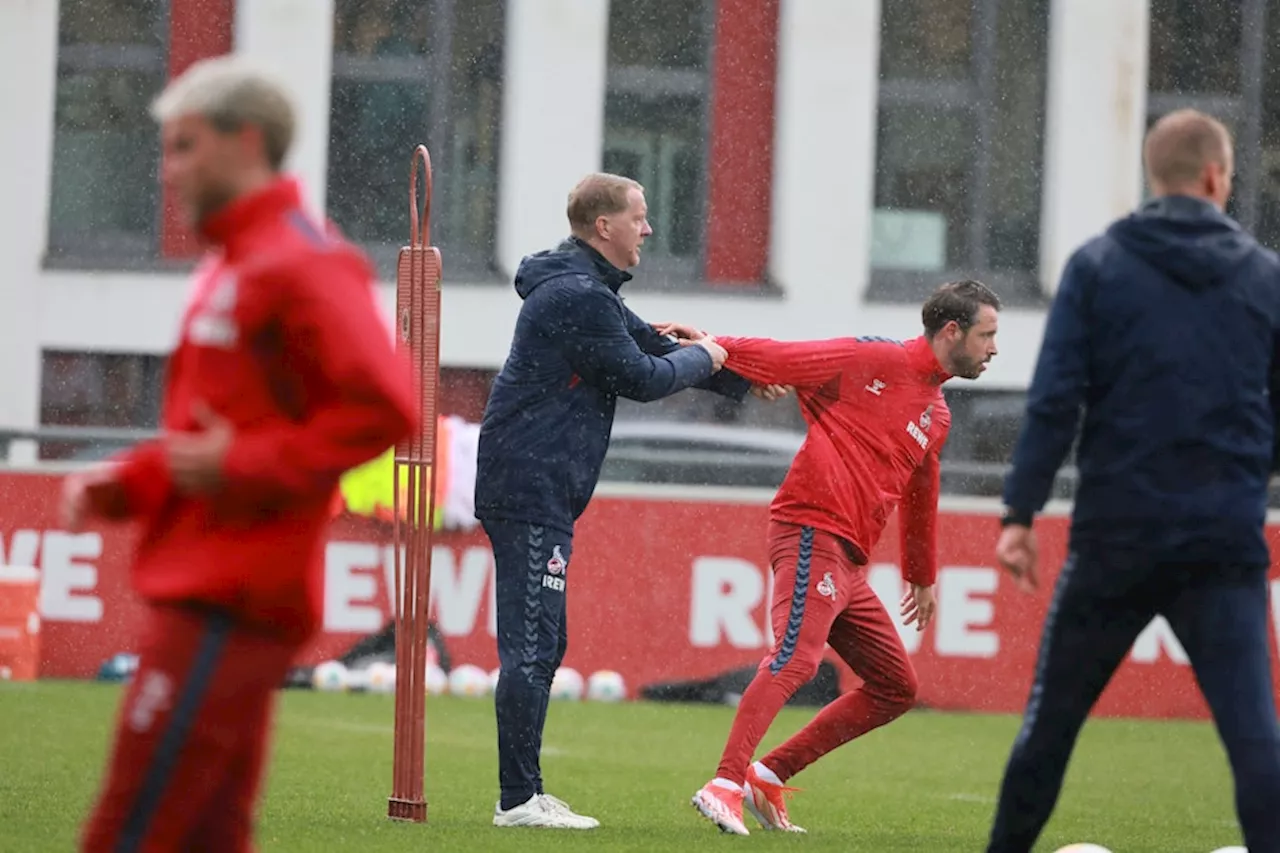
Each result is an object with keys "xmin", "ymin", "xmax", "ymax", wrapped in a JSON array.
[{"xmin": 921, "ymin": 279, "xmax": 1001, "ymax": 338}]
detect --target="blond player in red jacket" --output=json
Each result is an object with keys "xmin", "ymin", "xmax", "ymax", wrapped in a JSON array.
[
  {"xmin": 675, "ymin": 280, "xmax": 1001, "ymax": 835},
  {"xmin": 60, "ymin": 56, "xmax": 418, "ymax": 852}
]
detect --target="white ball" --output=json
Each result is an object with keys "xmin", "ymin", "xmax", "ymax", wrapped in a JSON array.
[
  {"xmin": 489, "ymin": 667, "xmax": 502, "ymax": 692},
  {"xmin": 550, "ymin": 667, "xmax": 584, "ymax": 701},
  {"xmin": 586, "ymin": 670, "xmax": 626, "ymax": 702},
  {"xmin": 312, "ymin": 661, "xmax": 349, "ymax": 693},
  {"xmin": 449, "ymin": 663, "xmax": 491, "ymax": 698},
  {"xmin": 425, "ymin": 664, "xmax": 448, "ymax": 696},
  {"xmin": 1209, "ymin": 848, "xmax": 1247, "ymax": 853},
  {"xmin": 346, "ymin": 666, "xmax": 371, "ymax": 693},
  {"xmin": 365, "ymin": 661, "xmax": 397, "ymax": 694},
  {"xmin": 1053, "ymin": 846, "xmax": 1113, "ymax": 853}
]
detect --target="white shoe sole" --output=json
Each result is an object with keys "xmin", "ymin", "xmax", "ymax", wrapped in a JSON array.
[
  {"xmin": 540, "ymin": 795, "xmax": 600, "ymax": 829},
  {"xmin": 690, "ymin": 790, "xmax": 750, "ymax": 836},
  {"xmin": 492, "ymin": 795, "xmax": 598, "ymax": 829},
  {"xmin": 492, "ymin": 813, "xmax": 597, "ymax": 829}
]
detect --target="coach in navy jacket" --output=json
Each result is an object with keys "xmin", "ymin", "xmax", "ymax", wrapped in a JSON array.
[
  {"xmin": 477, "ymin": 173, "xmax": 751, "ymax": 829},
  {"xmin": 475, "ymin": 236, "xmax": 747, "ymax": 532},
  {"xmin": 987, "ymin": 110, "xmax": 1280, "ymax": 853},
  {"xmin": 1002, "ymin": 191, "xmax": 1280, "ymax": 567}
]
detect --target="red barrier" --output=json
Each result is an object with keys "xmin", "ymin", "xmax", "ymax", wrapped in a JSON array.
[{"xmin": 2, "ymin": 471, "xmax": 1276, "ymax": 719}]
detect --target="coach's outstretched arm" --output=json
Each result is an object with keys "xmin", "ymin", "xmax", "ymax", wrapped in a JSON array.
[
  {"xmin": 710, "ymin": 336, "xmax": 862, "ymax": 389},
  {"xmin": 1002, "ymin": 251, "xmax": 1094, "ymax": 522},
  {"xmin": 625, "ymin": 308, "xmax": 751, "ymax": 400},
  {"xmin": 539, "ymin": 282, "xmax": 722, "ymax": 402},
  {"xmin": 215, "ymin": 253, "xmax": 419, "ymax": 505}
]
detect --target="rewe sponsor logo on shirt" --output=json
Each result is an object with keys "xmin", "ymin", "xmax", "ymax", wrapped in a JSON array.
[
  {"xmin": 906, "ymin": 405, "xmax": 934, "ymax": 450},
  {"xmin": 906, "ymin": 420, "xmax": 929, "ymax": 450}
]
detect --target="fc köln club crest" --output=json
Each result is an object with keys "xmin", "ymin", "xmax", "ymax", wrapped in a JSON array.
[{"xmin": 547, "ymin": 545, "xmax": 567, "ymax": 576}]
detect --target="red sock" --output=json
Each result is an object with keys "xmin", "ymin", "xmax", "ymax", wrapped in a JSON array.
[
  {"xmin": 761, "ymin": 683, "xmax": 913, "ymax": 782},
  {"xmin": 713, "ymin": 662, "xmax": 816, "ymax": 785}
]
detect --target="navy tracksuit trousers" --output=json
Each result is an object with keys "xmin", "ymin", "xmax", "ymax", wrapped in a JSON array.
[
  {"xmin": 987, "ymin": 548, "xmax": 1280, "ymax": 852},
  {"xmin": 483, "ymin": 519, "xmax": 573, "ymax": 811}
]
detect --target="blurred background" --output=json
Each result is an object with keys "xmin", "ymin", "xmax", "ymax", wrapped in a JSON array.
[{"xmin": 2, "ymin": 0, "xmax": 1276, "ymax": 502}]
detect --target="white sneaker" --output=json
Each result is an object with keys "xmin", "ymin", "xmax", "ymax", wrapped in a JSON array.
[
  {"xmin": 492, "ymin": 794, "xmax": 598, "ymax": 829},
  {"xmin": 540, "ymin": 793, "xmax": 600, "ymax": 828}
]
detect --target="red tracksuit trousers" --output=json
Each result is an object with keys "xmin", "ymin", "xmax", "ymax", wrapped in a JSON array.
[
  {"xmin": 81, "ymin": 603, "xmax": 301, "ymax": 853},
  {"xmin": 715, "ymin": 521, "xmax": 919, "ymax": 784}
]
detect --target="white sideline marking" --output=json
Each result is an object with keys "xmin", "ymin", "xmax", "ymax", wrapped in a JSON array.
[{"xmin": 291, "ymin": 716, "xmax": 569, "ymax": 758}]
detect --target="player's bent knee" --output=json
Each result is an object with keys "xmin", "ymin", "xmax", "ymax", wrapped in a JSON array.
[
  {"xmin": 869, "ymin": 663, "xmax": 919, "ymax": 715},
  {"xmin": 898, "ymin": 664, "xmax": 920, "ymax": 706},
  {"xmin": 765, "ymin": 654, "xmax": 821, "ymax": 691}
]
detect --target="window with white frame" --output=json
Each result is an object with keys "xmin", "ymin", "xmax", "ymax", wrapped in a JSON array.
[
  {"xmin": 603, "ymin": 0, "xmax": 713, "ymax": 287},
  {"xmin": 328, "ymin": 0, "xmax": 504, "ymax": 279},
  {"xmin": 870, "ymin": 0, "xmax": 1050, "ymax": 305},
  {"xmin": 47, "ymin": 0, "xmax": 168, "ymax": 263}
]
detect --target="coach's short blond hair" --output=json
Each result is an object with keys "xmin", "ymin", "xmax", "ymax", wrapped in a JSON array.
[
  {"xmin": 150, "ymin": 54, "xmax": 295, "ymax": 171},
  {"xmin": 1144, "ymin": 108, "xmax": 1233, "ymax": 193},
  {"xmin": 567, "ymin": 173, "xmax": 643, "ymax": 237}
]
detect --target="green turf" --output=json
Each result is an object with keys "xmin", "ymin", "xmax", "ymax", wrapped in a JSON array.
[{"xmin": 0, "ymin": 680, "xmax": 1242, "ymax": 852}]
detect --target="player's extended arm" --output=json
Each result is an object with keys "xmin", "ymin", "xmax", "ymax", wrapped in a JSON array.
[
  {"xmin": 623, "ymin": 307, "xmax": 751, "ymax": 401},
  {"xmin": 79, "ymin": 441, "xmax": 172, "ymax": 522},
  {"xmin": 538, "ymin": 281, "xmax": 716, "ymax": 403},
  {"xmin": 714, "ymin": 336, "xmax": 862, "ymax": 389},
  {"xmin": 1002, "ymin": 250, "xmax": 1094, "ymax": 522},
  {"xmin": 82, "ymin": 347, "xmax": 190, "ymax": 522},
  {"xmin": 899, "ymin": 447, "xmax": 941, "ymax": 587},
  {"xmin": 219, "ymin": 255, "xmax": 419, "ymax": 504}
]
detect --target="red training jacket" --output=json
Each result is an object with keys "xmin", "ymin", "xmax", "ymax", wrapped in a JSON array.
[
  {"xmin": 88, "ymin": 177, "xmax": 418, "ymax": 642},
  {"xmin": 716, "ymin": 335, "xmax": 951, "ymax": 586}
]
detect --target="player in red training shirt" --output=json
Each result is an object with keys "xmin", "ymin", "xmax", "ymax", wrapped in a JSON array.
[
  {"xmin": 679, "ymin": 280, "xmax": 1001, "ymax": 835},
  {"xmin": 61, "ymin": 56, "xmax": 417, "ymax": 853}
]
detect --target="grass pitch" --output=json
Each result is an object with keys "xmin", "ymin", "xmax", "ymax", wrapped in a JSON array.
[{"xmin": 0, "ymin": 680, "xmax": 1243, "ymax": 852}]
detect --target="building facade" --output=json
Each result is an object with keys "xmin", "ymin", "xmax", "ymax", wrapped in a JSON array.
[{"xmin": 1, "ymin": 0, "xmax": 1276, "ymax": 463}]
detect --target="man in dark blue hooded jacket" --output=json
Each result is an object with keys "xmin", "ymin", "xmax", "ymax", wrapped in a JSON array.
[
  {"xmin": 477, "ymin": 173, "xmax": 755, "ymax": 829},
  {"xmin": 987, "ymin": 110, "xmax": 1280, "ymax": 852}
]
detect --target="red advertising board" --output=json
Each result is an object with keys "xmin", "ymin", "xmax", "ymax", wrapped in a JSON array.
[{"xmin": 2, "ymin": 470, "xmax": 1276, "ymax": 720}]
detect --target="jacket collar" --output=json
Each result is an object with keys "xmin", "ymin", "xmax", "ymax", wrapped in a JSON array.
[
  {"xmin": 199, "ymin": 176, "xmax": 305, "ymax": 254},
  {"xmin": 1138, "ymin": 194, "xmax": 1238, "ymax": 229},
  {"xmin": 566, "ymin": 236, "xmax": 633, "ymax": 293},
  {"xmin": 905, "ymin": 335, "xmax": 951, "ymax": 385}
]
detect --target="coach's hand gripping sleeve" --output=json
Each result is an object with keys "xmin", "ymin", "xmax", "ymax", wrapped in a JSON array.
[
  {"xmin": 220, "ymin": 256, "xmax": 418, "ymax": 504},
  {"xmin": 623, "ymin": 306, "xmax": 751, "ymax": 401},
  {"xmin": 899, "ymin": 448, "xmax": 940, "ymax": 587},
  {"xmin": 714, "ymin": 337, "xmax": 864, "ymax": 389},
  {"xmin": 1002, "ymin": 251, "xmax": 1093, "ymax": 519},
  {"xmin": 540, "ymin": 283, "xmax": 715, "ymax": 403}
]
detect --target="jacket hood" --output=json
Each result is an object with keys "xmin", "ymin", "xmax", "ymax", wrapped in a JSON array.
[
  {"xmin": 514, "ymin": 236, "xmax": 632, "ymax": 299},
  {"xmin": 1107, "ymin": 195, "xmax": 1258, "ymax": 291}
]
